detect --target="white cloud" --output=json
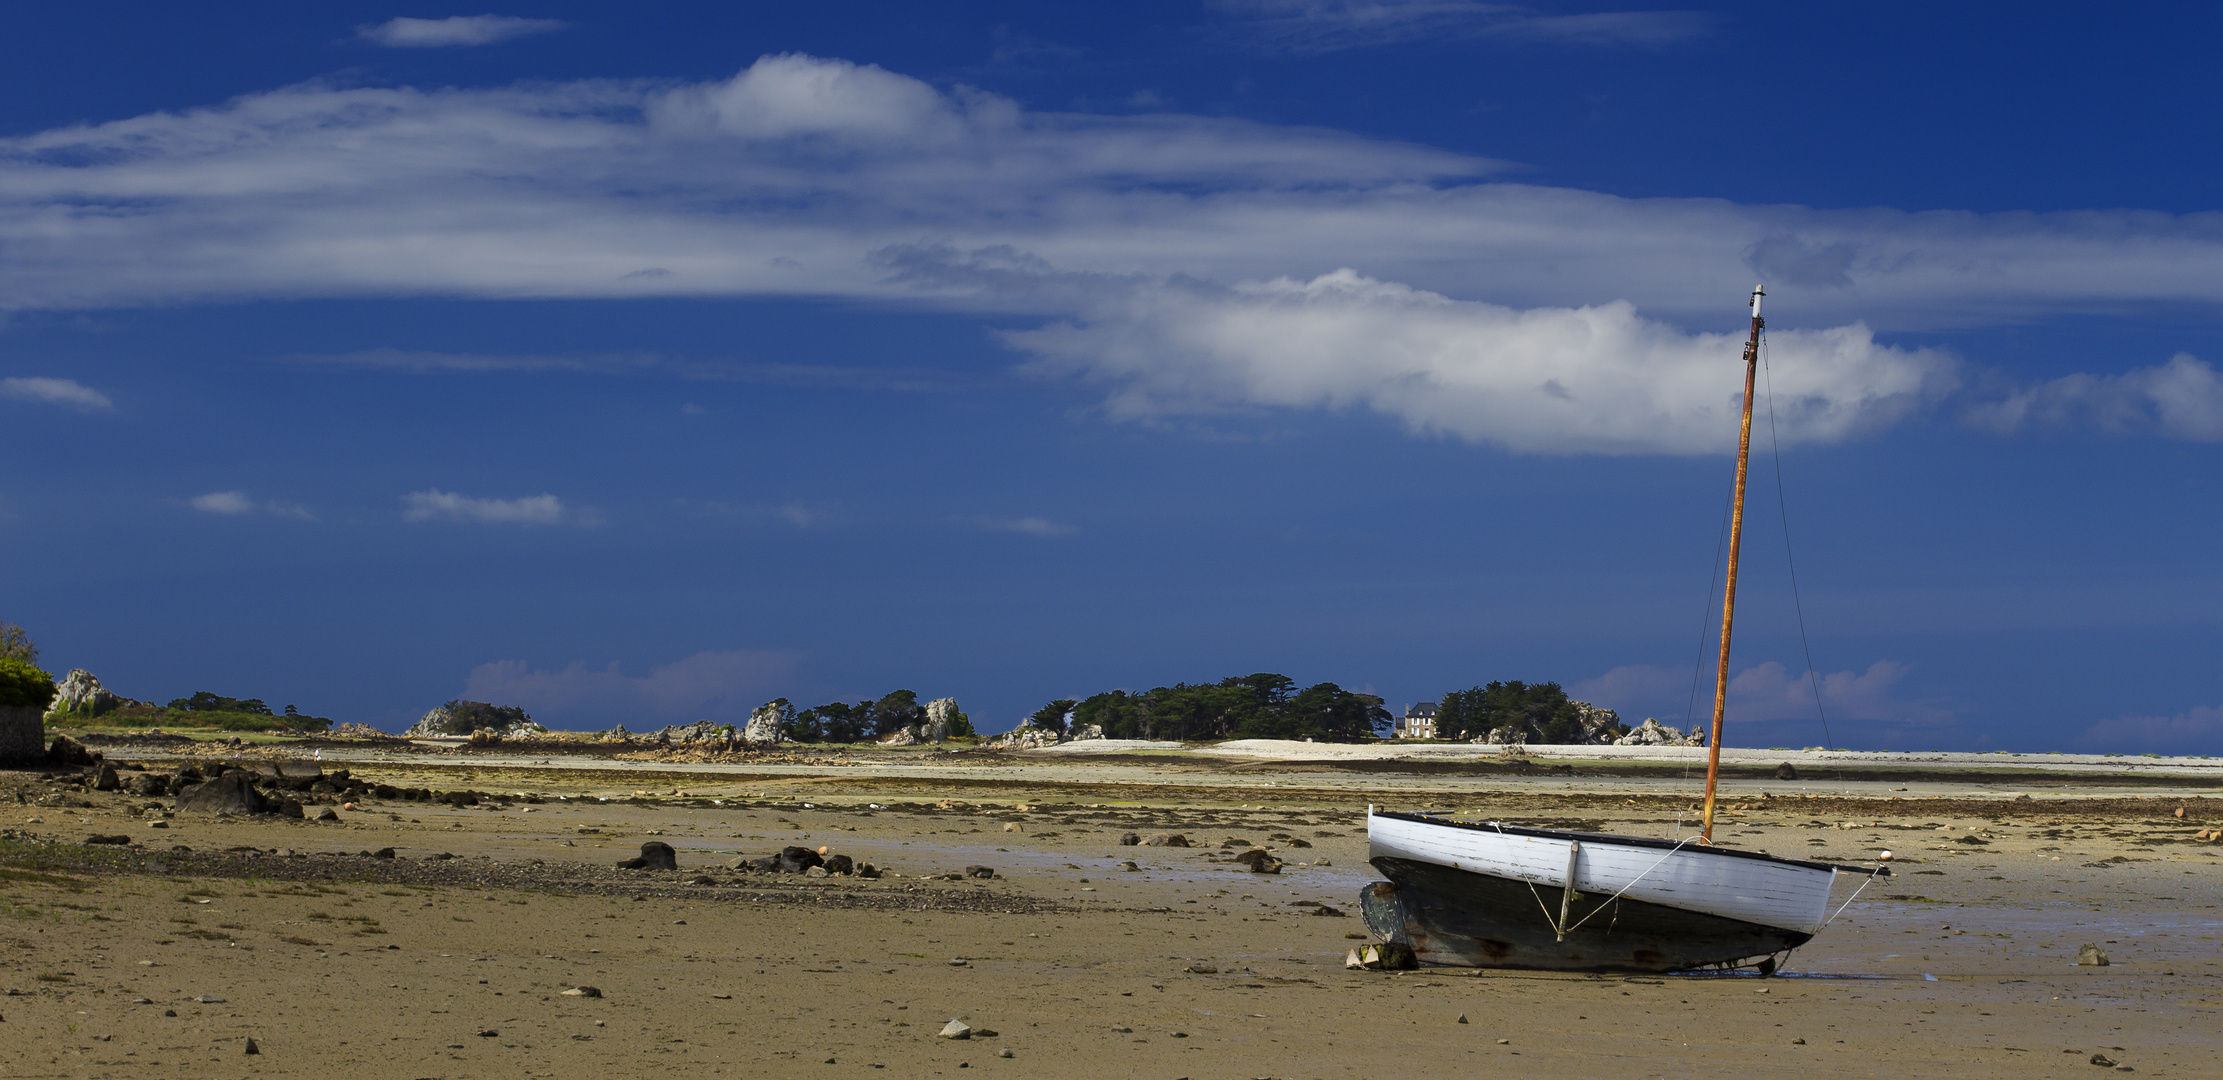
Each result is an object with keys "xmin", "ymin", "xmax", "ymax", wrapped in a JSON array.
[
  {"xmin": 190, "ymin": 490, "xmax": 253, "ymax": 514},
  {"xmin": 2082, "ymin": 703, "xmax": 2223, "ymax": 756},
  {"xmin": 1216, "ymin": 2, "xmax": 1711, "ymax": 53},
  {"xmin": 462, "ymin": 649, "xmax": 802, "ymax": 727},
  {"xmin": 4, "ymin": 53, "xmax": 2223, "ymax": 452},
  {"xmin": 1573, "ymin": 659, "xmax": 1950, "ymax": 726},
  {"xmin": 402, "ymin": 488, "xmax": 583, "ymax": 525},
  {"xmin": 189, "ymin": 490, "xmax": 315, "ymax": 518},
  {"xmin": 1003, "ymin": 267, "xmax": 1952, "ymax": 454},
  {"xmin": 963, "ymin": 514, "xmax": 1081, "ymax": 537},
  {"xmin": 357, "ymin": 15, "xmax": 565, "ymax": 48},
  {"xmin": 0, "ymin": 376, "xmax": 113, "ymax": 411},
  {"xmin": 1966, "ymin": 352, "xmax": 2223, "ymax": 442}
]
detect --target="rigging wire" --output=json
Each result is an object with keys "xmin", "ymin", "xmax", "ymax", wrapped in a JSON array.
[
  {"xmin": 1760, "ymin": 331, "xmax": 1836, "ymax": 751},
  {"xmin": 1683, "ymin": 478, "xmax": 1736, "ymax": 777}
]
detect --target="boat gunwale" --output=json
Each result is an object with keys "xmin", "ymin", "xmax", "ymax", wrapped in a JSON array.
[{"xmin": 1371, "ymin": 809, "xmax": 1889, "ymax": 877}]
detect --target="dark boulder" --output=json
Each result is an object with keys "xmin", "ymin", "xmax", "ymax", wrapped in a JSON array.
[
  {"xmin": 372, "ymin": 847, "xmax": 397, "ymax": 859},
  {"xmin": 1232, "ymin": 848, "xmax": 1283, "ymax": 874},
  {"xmin": 1775, "ymin": 762, "xmax": 1799, "ymax": 781},
  {"xmin": 616, "ymin": 841, "xmax": 678, "ymax": 871},
  {"xmin": 46, "ymin": 735, "xmax": 98, "ymax": 767},
  {"xmin": 85, "ymin": 834, "xmax": 132, "ymax": 845},
  {"xmin": 778, "ymin": 846, "xmax": 823, "ymax": 874},
  {"xmin": 438, "ymin": 790, "xmax": 479, "ymax": 807},
  {"xmin": 1142, "ymin": 833, "xmax": 1189, "ymax": 848},
  {"xmin": 856, "ymin": 863, "xmax": 881, "ymax": 879},
  {"xmin": 963, "ymin": 865, "xmax": 996, "ymax": 879},
  {"xmin": 126, "ymin": 773, "xmax": 171, "ymax": 797},
  {"xmin": 1118, "ymin": 832, "xmax": 1141, "ymax": 846},
  {"xmin": 175, "ymin": 771, "xmax": 269, "ymax": 815},
  {"xmin": 371, "ymin": 784, "xmax": 401, "ymax": 799},
  {"xmin": 92, "ymin": 764, "xmax": 120, "ymax": 791},
  {"xmin": 823, "ymin": 854, "xmax": 855, "ymax": 876}
]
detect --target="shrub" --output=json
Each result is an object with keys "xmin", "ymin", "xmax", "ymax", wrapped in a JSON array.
[{"xmin": 0, "ymin": 657, "xmax": 55, "ymax": 709}]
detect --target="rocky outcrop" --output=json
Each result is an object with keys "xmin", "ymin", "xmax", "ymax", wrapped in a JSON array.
[
  {"xmin": 653, "ymin": 720, "xmax": 737, "ymax": 746},
  {"xmin": 616, "ymin": 841, "xmax": 678, "ymax": 871},
  {"xmin": 990, "ymin": 724, "xmax": 1060, "ymax": 749},
  {"xmin": 175, "ymin": 770, "xmax": 268, "ymax": 815},
  {"xmin": 44, "ymin": 669, "xmax": 137, "ymax": 718},
  {"xmin": 1068, "ymin": 723, "xmax": 1105, "ymax": 741},
  {"xmin": 1574, "ymin": 701, "xmax": 1623, "ymax": 744},
  {"xmin": 879, "ymin": 726, "xmax": 920, "ymax": 746},
  {"xmin": 45, "ymin": 734, "xmax": 97, "ymax": 766},
  {"xmin": 743, "ymin": 701, "xmax": 787, "ymax": 744},
  {"xmin": 402, "ymin": 706, "xmax": 454, "ymax": 737},
  {"xmin": 924, "ymin": 698, "xmax": 959, "ymax": 742},
  {"xmin": 1613, "ymin": 718, "xmax": 1706, "ymax": 747},
  {"xmin": 1475, "ymin": 726, "xmax": 1529, "ymax": 746}
]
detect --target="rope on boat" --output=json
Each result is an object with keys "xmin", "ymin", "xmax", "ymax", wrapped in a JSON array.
[
  {"xmin": 1819, "ymin": 865, "xmax": 1886, "ymax": 929},
  {"xmin": 1494, "ymin": 822, "xmax": 1703, "ymax": 941}
]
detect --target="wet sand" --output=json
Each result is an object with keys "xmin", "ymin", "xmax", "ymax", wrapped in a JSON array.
[{"xmin": 4, "ymin": 748, "xmax": 2219, "ymax": 1078}]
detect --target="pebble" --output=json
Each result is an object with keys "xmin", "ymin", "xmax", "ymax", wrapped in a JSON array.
[
  {"xmin": 196, "ymin": 995, "xmax": 227, "ymax": 1004},
  {"xmin": 996, "ymin": 1048, "xmax": 1014, "ymax": 1058},
  {"xmin": 562, "ymin": 986, "xmax": 602, "ymax": 998},
  {"xmin": 243, "ymin": 1037, "xmax": 260, "ymax": 1055},
  {"xmin": 949, "ymin": 958, "xmax": 969, "ymax": 967},
  {"xmin": 939, "ymin": 1020, "xmax": 973, "ymax": 1039}
]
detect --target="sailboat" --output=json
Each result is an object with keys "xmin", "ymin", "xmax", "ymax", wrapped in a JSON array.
[{"xmin": 1358, "ymin": 286, "xmax": 1888, "ymax": 973}]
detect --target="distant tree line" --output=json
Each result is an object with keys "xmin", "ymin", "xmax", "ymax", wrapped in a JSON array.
[
  {"xmin": 1020, "ymin": 673, "xmax": 1390, "ymax": 743},
  {"xmin": 785, "ymin": 690, "xmax": 974, "ymax": 742},
  {"xmin": 1432, "ymin": 680, "xmax": 1624, "ymax": 744},
  {"xmin": 432, "ymin": 700, "xmax": 533, "ymax": 735}
]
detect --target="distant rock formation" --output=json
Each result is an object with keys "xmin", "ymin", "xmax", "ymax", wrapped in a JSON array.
[
  {"xmin": 653, "ymin": 720, "xmax": 737, "ymax": 746},
  {"xmin": 743, "ymin": 701, "xmax": 787, "ymax": 744},
  {"xmin": 1068, "ymin": 723, "xmax": 1105, "ymax": 741},
  {"xmin": 45, "ymin": 669, "xmax": 138, "ymax": 718},
  {"xmin": 1574, "ymin": 701, "xmax": 1623, "ymax": 744},
  {"xmin": 1475, "ymin": 726, "xmax": 1529, "ymax": 746},
  {"xmin": 924, "ymin": 698, "xmax": 959, "ymax": 742},
  {"xmin": 878, "ymin": 726, "xmax": 920, "ymax": 746},
  {"xmin": 402, "ymin": 705, "xmax": 454, "ymax": 737},
  {"xmin": 990, "ymin": 724, "xmax": 1059, "ymax": 749},
  {"xmin": 1614, "ymin": 717, "xmax": 1706, "ymax": 747}
]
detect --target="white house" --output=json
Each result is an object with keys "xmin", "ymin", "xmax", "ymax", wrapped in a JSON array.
[{"xmin": 1395, "ymin": 702, "xmax": 1438, "ymax": 739}]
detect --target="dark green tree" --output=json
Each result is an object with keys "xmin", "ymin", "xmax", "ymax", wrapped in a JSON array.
[
  {"xmin": 867, "ymin": 690, "xmax": 924, "ymax": 738},
  {"xmin": 0, "ymin": 657, "xmax": 54, "ymax": 709},
  {"xmin": 1436, "ymin": 681, "xmax": 1585, "ymax": 743},
  {"xmin": 437, "ymin": 700, "xmax": 531, "ymax": 735},
  {"xmin": 1026, "ymin": 698, "xmax": 1078, "ymax": 735}
]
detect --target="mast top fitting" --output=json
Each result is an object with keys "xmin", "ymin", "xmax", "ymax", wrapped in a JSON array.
[{"xmin": 1750, "ymin": 284, "xmax": 1765, "ymax": 318}]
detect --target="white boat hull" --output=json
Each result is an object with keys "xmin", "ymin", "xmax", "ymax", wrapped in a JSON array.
[{"xmin": 1363, "ymin": 809, "xmax": 1875, "ymax": 972}]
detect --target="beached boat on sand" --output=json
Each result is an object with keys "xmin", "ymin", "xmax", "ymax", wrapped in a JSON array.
[{"xmin": 1358, "ymin": 287, "xmax": 1888, "ymax": 973}]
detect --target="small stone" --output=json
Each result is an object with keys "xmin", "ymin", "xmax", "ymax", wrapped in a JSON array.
[
  {"xmin": 963, "ymin": 865, "xmax": 995, "ymax": 879},
  {"xmin": 1141, "ymin": 833, "xmax": 1189, "ymax": 847},
  {"xmin": 1457, "ymin": 1013, "xmax": 1468, "ymax": 1024},
  {"xmin": 131, "ymin": 996, "xmax": 153, "ymax": 1004},
  {"xmin": 2090, "ymin": 1054, "xmax": 2117, "ymax": 1068},
  {"xmin": 1119, "ymin": 860, "xmax": 1139, "ymax": 871},
  {"xmin": 938, "ymin": 1019, "xmax": 973, "ymax": 1039},
  {"xmin": 195, "ymin": 995, "xmax": 226, "ymax": 1004},
  {"xmin": 1792, "ymin": 1038, "xmax": 1806, "ymax": 1045},
  {"xmin": 562, "ymin": 986, "xmax": 602, "ymax": 998},
  {"xmin": 1498, "ymin": 1038, "xmax": 1511, "ymax": 1045},
  {"xmin": 1003, "ymin": 823, "xmax": 1022, "ymax": 833},
  {"xmin": 1184, "ymin": 963, "xmax": 1217, "ymax": 974},
  {"xmin": 243, "ymin": 1037, "xmax": 260, "ymax": 1055},
  {"xmin": 373, "ymin": 847, "xmax": 396, "ymax": 859},
  {"xmin": 2078, "ymin": 943, "xmax": 2110, "ymax": 967},
  {"xmin": 314, "ymin": 808, "xmax": 340, "ymax": 822},
  {"xmin": 164, "ymin": 1009, "xmax": 176, "ymax": 1017},
  {"xmin": 148, "ymin": 820, "xmax": 169, "ymax": 829},
  {"xmin": 948, "ymin": 958, "xmax": 969, "ymax": 967},
  {"xmin": 996, "ymin": 1048, "xmax": 1013, "ymax": 1058},
  {"xmin": 1118, "ymin": 832, "xmax": 1141, "ymax": 846},
  {"xmin": 805, "ymin": 865, "xmax": 829, "ymax": 878},
  {"xmin": 477, "ymin": 1028, "xmax": 499, "ymax": 1038}
]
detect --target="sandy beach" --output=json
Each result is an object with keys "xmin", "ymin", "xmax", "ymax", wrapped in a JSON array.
[{"xmin": 4, "ymin": 741, "xmax": 2219, "ymax": 1078}]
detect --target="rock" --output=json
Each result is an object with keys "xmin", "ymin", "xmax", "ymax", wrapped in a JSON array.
[
  {"xmin": 879, "ymin": 726, "xmax": 920, "ymax": 747},
  {"xmin": 85, "ymin": 834, "xmax": 132, "ymax": 845},
  {"xmin": 823, "ymin": 854, "xmax": 854, "ymax": 875},
  {"xmin": 196, "ymin": 995, "xmax": 227, "ymax": 1004},
  {"xmin": 46, "ymin": 734, "xmax": 98, "ymax": 767},
  {"xmin": 476, "ymin": 1029, "xmax": 499, "ymax": 1038},
  {"xmin": 126, "ymin": 772, "xmax": 170, "ymax": 797},
  {"xmin": 924, "ymin": 697, "xmax": 961, "ymax": 742},
  {"xmin": 402, "ymin": 705, "xmax": 454, "ymax": 737},
  {"xmin": 856, "ymin": 863, "xmax": 881, "ymax": 879},
  {"xmin": 948, "ymin": 958, "xmax": 969, "ymax": 967},
  {"xmin": 1233, "ymin": 849, "xmax": 1283, "ymax": 874},
  {"xmin": 45, "ymin": 669, "xmax": 138, "ymax": 717},
  {"xmin": 92, "ymin": 764, "xmax": 120, "ymax": 791},
  {"xmin": 1775, "ymin": 762, "xmax": 1800, "ymax": 781},
  {"xmin": 1955, "ymin": 834, "xmax": 1990, "ymax": 845},
  {"xmin": 1613, "ymin": 717, "xmax": 1705, "ymax": 747},
  {"xmin": 963, "ymin": 865, "xmax": 996, "ymax": 879},
  {"xmin": 1142, "ymin": 833, "xmax": 1189, "ymax": 848},
  {"xmin": 1310, "ymin": 905, "xmax": 1345, "ymax": 917},
  {"xmin": 562, "ymin": 986, "xmax": 602, "ymax": 998},
  {"xmin": 175, "ymin": 771, "xmax": 268, "ymax": 815},
  {"xmin": 938, "ymin": 1019, "xmax": 972, "ymax": 1039},
  {"xmin": 804, "ymin": 865, "xmax": 829, "ymax": 878},
  {"xmin": 990, "ymin": 724, "xmax": 1060, "ymax": 749},
  {"xmin": 2078, "ymin": 943, "xmax": 2110, "ymax": 966},
  {"xmin": 1002, "ymin": 822, "xmax": 1022, "ymax": 833},
  {"xmin": 685, "ymin": 875, "xmax": 718, "ymax": 885},
  {"xmin": 778, "ymin": 846, "xmax": 823, "ymax": 874},
  {"xmin": 243, "ymin": 1037, "xmax": 260, "ymax": 1055},
  {"xmin": 1573, "ymin": 700, "xmax": 1622, "ymax": 744},
  {"xmin": 1119, "ymin": 861, "xmax": 1139, "ymax": 872},
  {"xmin": 1068, "ymin": 723, "xmax": 1104, "ymax": 740},
  {"xmin": 997, "ymin": 1048, "xmax": 1014, "ymax": 1058},
  {"xmin": 743, "ymin": 700, "xmax": 788, "ymax": 744},
  {"xmin": 1376, "ymin": 942, "xmax": 1419, "ymax": 970},
  {"xmin": 616, "ymin": 841, "xmax": 678, "ymax": 871},
  {"xmin": 2091, "ymin": 1055, "xmax": 2117, "ymax": 1068},
  {"xmin": 1118, "ymin": 832, "xmax": 1141, "ymax": 846},
  {"xmin": 313, "ymin": 808, "xmax": 339, "ymax": 822},
  {"xmin": 1184, "ymin": 963, "xmax": 1217, "ymax": 974},
  {"xmin": 373, "ymin": 848, "xmax": 396, "ymax": 859}
]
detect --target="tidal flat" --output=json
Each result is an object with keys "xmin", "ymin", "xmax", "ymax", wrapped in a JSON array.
[{"xmin": 3, "ymin": 746, "xmax": 2219, "ymax": 1078}]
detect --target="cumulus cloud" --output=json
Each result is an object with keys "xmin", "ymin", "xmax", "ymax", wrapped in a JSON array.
[
  {"xmin": 2, "ymin": 53, "xmax": 2220, "ymax": 452},
  {"xmin": 1003, "ymin": 267, "xmax": 1952, "ymax": 454},
  {"xmin": 1, "ymin": 376, "xmax": 113, "ymax": 411},
  {"xmin": 462, "ymin": 649, "xmax": 802, "ymax": 727},
  {"xmin": 2082, "ymin": 703, "xmax": 2223, "ymax": 756},
  {"xmin": 963, "ymin": 515, "xmax": 1081, "ymax": 537},
  {"xmin": 1965, "ymin": 352, "xmax": 2223, "ymax": 442},
  {"xmin": 357, "ymin": 15, "xmax": 565, "ymax": 48},
  {"xmin": 1216, "ymin": 1, "xmax": 1711, "ymax": 53},
  {"xmin": 402, "ymin": 488, "xmax": 585, "ymax": 525},
  {"xmin": 189, "ymin": 490, "xmax": 314, "ymax": 518},
  {"xmin": 1573, "ymin": 659, "xmax": 1950, "ymax": 726}
]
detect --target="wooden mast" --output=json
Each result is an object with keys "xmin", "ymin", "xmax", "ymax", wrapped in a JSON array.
[{"xmin": 1700, "ymin": 285, "xmax": 1765, "ymax": 843}]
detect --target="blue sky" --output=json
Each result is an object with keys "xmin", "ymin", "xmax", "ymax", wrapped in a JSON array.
[{"xmin": 4, "ymin": 3, "xmax": 2220, "ymax": 751}]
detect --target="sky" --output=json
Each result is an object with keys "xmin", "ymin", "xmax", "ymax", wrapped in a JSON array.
[{"xmin": 3, "ymin": 2, "xmax": 2220, "ymax": 752}]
